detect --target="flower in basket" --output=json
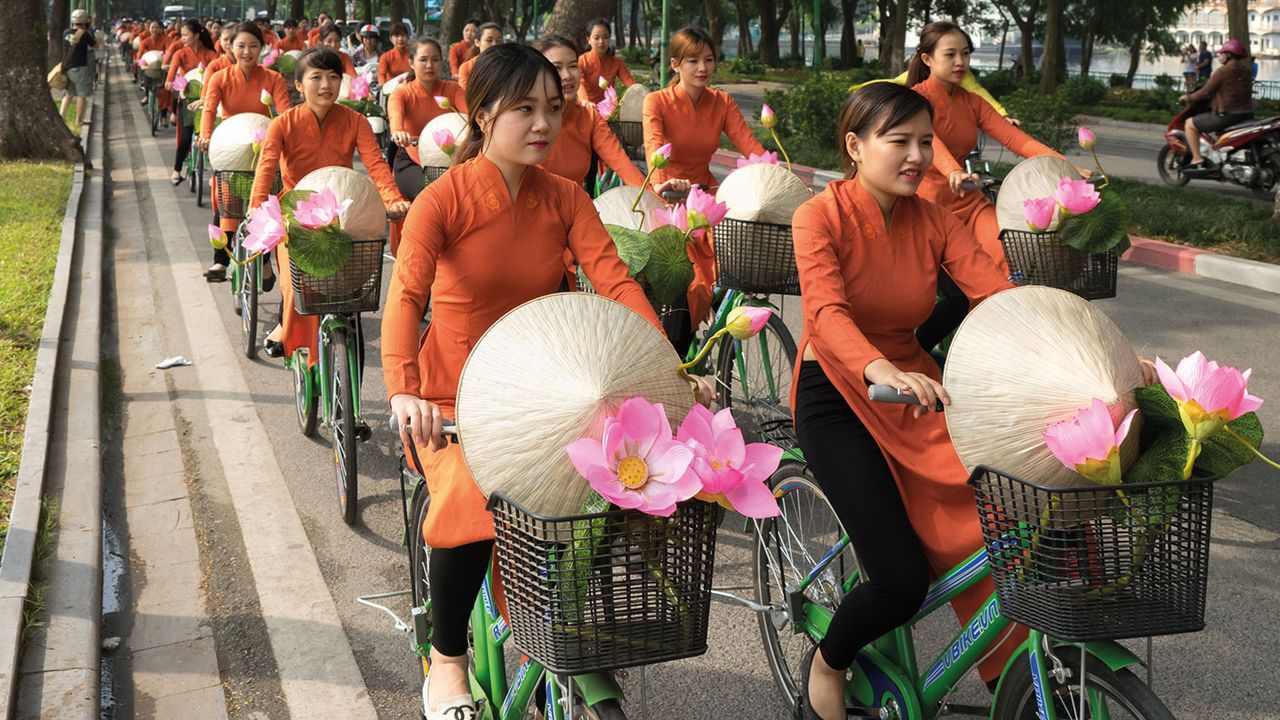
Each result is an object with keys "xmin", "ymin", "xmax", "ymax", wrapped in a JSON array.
[
  {"xmin": 683, "ymin": 186, "xmax": 727, "ymax": 239},
  {"xmin": 431, "ymin": 128, "xmax": 457, "ymax": 156},
  {"xmin": 736, "ymin": 151, "xmax": 779, "ymax": 169},
  {"xmin": 274, "ymin": 188, "xmax": 360, "ymax": 277},
  {"xmin": 172, "ymin": 74, "xmax": 188, "ymax": 93},
  {"xmin": 1054, "ymin": 177, "xmax": 1100, "ymax": 217},
  {"xmin": 1154, "ymin": 352, "xmax": 1262, "ymax": 443},
  {"xmin": 1043, "ymin": 398, "xmax": 1138, "ymax": 486},
  {"xmin": 565, "ymin": 397, "xmax": 700, "ymax": 516},
  {"xmin": 598, "ymin": 75, "xmax": 609, "ymax": 90},
  {"xmin": 650, "ymin": 142, "xmax": 671, "ymax": 170},
  {"xmin": 251, "ymin": 126, "xmax": 266, "ymax": 155},
  {"xmin": 243, "ymin": 196, "xmax": 287, "ymax": 254},
  {"xmin": 1022, "ymin": 196, "xmax": 1057, "ymax": 233},
  {"xmin": 262, "ymin": 49, "xmax": 278, "ymax": 67},
  {"xmin": 1078, "ymin": 126, "xmax": 1097, "ymax": 151},
  {"xmin": 676, "ymin": 405, "xmax": 782, "ymax": 518},
  {"xmin": 292, "ymin": 187, "xmax": 353, "ymax": 229},
  {"xmin": 349, "ymin": 74, "xmax": 371, "ymax": 102},
  {"xmin": 724, "ymin": 305, "xmax": 771, "ymax": 340},
  {"xmin": 760, "ymin": 103, "xmax": 777, "ymax": 130},
  {"xmin": 434, "ymin": 95, "xmax": 452, "ymax": 110},
  {"xmin": 596, "ymin": 85, "xmax": 618, "ymax": 121}
]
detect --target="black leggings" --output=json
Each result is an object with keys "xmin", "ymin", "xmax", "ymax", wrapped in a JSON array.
[
  {"xmin": 173, "ymin": 122, "xmax": 194, "ymax": 173},
  {"xmin": 428, "ymin": 539, "xmax": 494, "ymax": 657},
  {"xmin": 392, "ymin": 146, "xmax": 426, "ymax": 201},
  {"xmin": 793, "ymin": 361, "xmax": 931, "ymax": 671}
]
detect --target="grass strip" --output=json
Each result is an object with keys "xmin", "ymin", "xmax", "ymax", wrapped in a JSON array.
[{"xmin": 0, "ymin": 161, "xmax": 74, "ymax": 559}]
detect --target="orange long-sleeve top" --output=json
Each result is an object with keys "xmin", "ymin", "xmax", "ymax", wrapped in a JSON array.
[
  {"xmin": 543, "ymin": 100, "xmax": 646, "ymax": 187},
  {"xmin": 163, "ymin": 37, "xmax": 184, "ymax": 64},
  {"xmin": 789, "ymin": 177, "xmax": 1021, "ymax": 680},
  {"xmin": 448, "ymin": 41, "xmax": 473, "ymax": 76},
  {"xmin": 457, "ymin": 55, "xmax": 479, "ymax": 90},
  {"xmin": 382, "ymin": 156, "xmax": 662, "ymax": 548},
  {"xmin": 642, "ymin": 83, "xmax": 765, "ymax": 187},
  {"xmin": 200, "ymin": 64, "xmax": 292, "ymax": 139},
  {"xmin": 199, "ymin": 55, "xmax": 232, "ymax": 99},
  {"xmin": 275, "ymin": 32, "xmax": 305, "ymax": 52},
  {"xmin": 262, "ymin": 30, "xmax": 280, "ymax": 46},
  {"xmin": 166, "ymin": 45, "xmax": 219, "ymax": 85},
  {"xmin": 337, "ymin": 50, "xmax": 357, "ymax": 76},
  {"xmin": 378, "ymin": 46, "xmax": 412, "ymax": 85},
  {"xmin": 137, "ymin": 32, "xmax": 169, "ymax": 55},
  {"xmin": 307, "ymin": 27, "xmax": 322, "ymax": 47},
  {"xmin": 388, "ymin": 79, "xmax": 468, "ymax": 165},
  {"xmin": 577, "ymin": 51, "xmax": 636, "ymax": 105}
]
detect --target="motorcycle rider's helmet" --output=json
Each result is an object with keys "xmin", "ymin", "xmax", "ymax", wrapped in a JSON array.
[
  {"xmin": 1217, "ymin": 39, "xmax": 1246, "ymax": 58},
  {"xmin": 360, "ymin": 23, "xmax": 379, "ymax": 37}
]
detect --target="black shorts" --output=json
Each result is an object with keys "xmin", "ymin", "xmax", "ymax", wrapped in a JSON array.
[{"xmin": 1191, "ymin": 111, "xmax": 1254, "ymax": 134}]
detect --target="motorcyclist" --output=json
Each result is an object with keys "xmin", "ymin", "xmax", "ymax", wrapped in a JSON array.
[{"xmin": 1179, "ymin": 38, "xmax": 1254, "ymax": 172}]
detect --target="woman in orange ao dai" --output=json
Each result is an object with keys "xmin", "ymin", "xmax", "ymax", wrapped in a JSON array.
[
  {"xmin": 576, "ymin": 18, "xmax": 636, "ymax": 105},
  {"xmin": 382, "ymin": 44, "xmax": 665, "ymax": 720},
  {"xmin": 388, "ymin": 37, "xmax": 467, "ymax": 198}
]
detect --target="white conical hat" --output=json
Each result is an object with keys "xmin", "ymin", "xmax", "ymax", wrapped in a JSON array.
[
  {"xmin": 208, "ymin": 112, "xmax": 271, "ymax": 171},
  {"xmin": 618, "ymin": 84, "xmax": 648, "ymax": 122},
  {"xmin": 996, "ymin": 155, "xmax": 1082, "ymax": 233},
  {"xmin": 715, "ymin": 163, "xmax": 812, "ymax": 224},
  {"xmin": 419, "ymin": 113, "xmax": 470, "ymax": 168},
  {"xmin": 593, "ymin": 186, "xmax": 664, "ymax": 232},
  {"xmin": 456, "ymin": 293, "xmax": 693, "ymax": 516},
  {"xmin": 140, "ymin": 49, "xmax": 164, "ymax": 68},
  {"xmin": 293, "ymin": 166, "xmax": 386, "ymax": 241},
  {"xmin": 943, "ymin": 286, "xmax": 1144, "ymax": 489}
]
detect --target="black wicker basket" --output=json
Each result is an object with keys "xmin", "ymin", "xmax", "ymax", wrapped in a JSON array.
[
  {"xmin": 214, "ymin": 171, "xmax": 283, "ymax": 221},
  {"xmin": 607, "ymin": 120, "xmax": 646, "ymax": 163},
  {"xmin": 288, "ymin": 238, "xmax": 387, "ymax": 315},
  {"xmin": 712, "ymin": 218, "xmax": 801, "ymax": 296},
  {"xmin": 489, "ymin": 494, "xmax": 719, "ymax": 675},
  {"xmin": 999, "ymin": 230, "xmax": 1118, "ymax": 300},
  {"xmin": 970, "ymin": 466, "xmax": 1214, "ymax": 642},
  {"xmin": 423, "ymin": 165, "xmax": 449, "ymax": 185}
]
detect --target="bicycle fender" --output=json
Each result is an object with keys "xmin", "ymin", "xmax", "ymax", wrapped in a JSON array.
[
  {"xmin": 571, "ymin": 672, "xmax": 623, "ymax": 706},
  {"xmin": 988, "ymin": 637, "xmax": 1145, "ymax": 708}
]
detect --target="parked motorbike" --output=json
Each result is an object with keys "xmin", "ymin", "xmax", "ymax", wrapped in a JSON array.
[{"xmin": 1158, "ymin": 100, "xmax": 1280, "ymax": 198}]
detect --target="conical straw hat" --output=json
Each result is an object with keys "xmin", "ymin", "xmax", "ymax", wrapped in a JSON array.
[
  {"xmin": 715, "ymin": 163, "xmax": 812, "ymax": 224},
  {"xmin": 995, "ymin": 155, "xmax": 1082, "ymax": 232},
  {"xmin": 209, "ymin": 112, "xmax": 271, "ymax": 171},
  {"xmin": 618, "ymin": 84, "xmax": 649, "ymax": 122},
  {"xmin": 419, "ymin": 113, "xmax": 470, "ymax": 168},
  {"xmin": 943, "ymin": 286, "xmax": 1144, "ymax": 489},
  {"xmin": 294, "ymin": 166, "xmax": 386, "ymax": 241},
  {"xmin": 456, "ymin": 293, "xmax": 694, "ymax": 516},
  {"xmin": 593, "ymin": 186, "xmax": 663, "ymax": 231}
]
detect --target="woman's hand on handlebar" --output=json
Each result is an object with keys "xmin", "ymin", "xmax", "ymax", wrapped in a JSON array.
[
  {"xmin": 949, "ymin": 170, "xmax": 980, "ymax": 197},
  {"xmin": 196, "ymin": 135, "xmax": 210, "ymax": 152},
  {"xmin": 386, "ymin": 199, "xmax": 412, "ymax": 220},
  {"xmin": 1138, "ymin": 356, "xmax": 1158, "ymax": 386},
  {"xmin": 864, "ymin": 359, "xmax": 949, "ymax": 419},
  {"xmin": 653, "ymin": 178, "xmax": 690, "ymax": 199},
  {"xmin": 1005, "ymin": 116, "xmax": 1022, "ymax": 126},
  {"xmin": 391, "ymin": 130, "xmax": 413, "ymax": 147},
  {"xmin": 1075, "ymin": 166, "xmax": 1093, "ymax": 179},
  {"xmin": 688, "ymin": 375, "xmax": 716, "ymax": 407},
  {"xmin": 390, "ymin": 393, "xmax": 448, "ymax": 451}
]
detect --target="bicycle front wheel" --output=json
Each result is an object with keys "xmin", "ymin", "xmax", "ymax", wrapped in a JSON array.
[
  {"xmin": 291, "ymin": 350, "xmax": 318, "ymax": 437},
  {"xmin": 993, "ymin": 646, "xmax": 1174, "ymax": 720},
  {"xmin": 408, "ymin": 487, "xmax": 432, "ymax": 680},
  {"xmin": 330, "ymin": 327, "xmax": 359, "ymax": 525},
  {"xmin": 716, "ymin": 312, "xmax": 797, "ymax": 446},
  {"xmin": 752, "ymin": 461, "xmax": 857, "ymax": 719},
  {"xmin": 148, "ymin": 93, "xmax": 158, "ymax": 136},
  {"xmin": 239, "ymin": 258, "xmax": 258, "ymax": 359}
]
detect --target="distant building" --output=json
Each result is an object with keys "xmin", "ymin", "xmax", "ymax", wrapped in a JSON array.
[{"xmin": 1173, "ymin": 1, "xmax": 1280, "ymax": 57}]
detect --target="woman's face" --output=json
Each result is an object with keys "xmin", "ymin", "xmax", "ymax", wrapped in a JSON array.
[
  {"xmin": 321, "ymin": 32, "xmax": 341, "ymax": 52},
  {"xmin": 923, "ymin": 31, "xmax": 971, "ymax": 85},
  {"xmin": 413, "ymin": 43, "xmax": 442, "ymax": 84},
  {"xmin": 181, "ymin": 25, "xmax": 195, "ymax": 47},
  {"xmin": 298, "ymin": 66, "xmax": 342, "ymax": 109},
  {"xmin": 846, "ymin": 110, "xmax": 934, "ymax": 200},
  {"xmin": 477, "ymin": 73, "xmax": 563, "ymax": 168},
  {"xmin": 478, "ymin": 28, "xmax": 502, "ymax": 53},
  {"xmin": 148, "ymin": 21, "xmax": 162, "ymax": 37},
  {"xmin": 463, "ymin": 23, "xmax": 478, "ymax": 42},
  {"xmin": 392, "ymin": 32, "xmax": 408, "ymax": 50},
  {"xmin": 221, "ymin": 30, "xmax": 236, "ymax": 56},
  {"xmin": 361, "ymin": 35, "xmax": 378, "ymax": 52},
  {"xmin": 672, "ymin": 46, "xmax": 715, "ymax": 90},
  {"xmin": 542, "ymin": 46, "xmax": 579, "ymax": 100},
  {"xmin": 232, "ymin": 32, "xmax": 262, "ymax": 64},
  {"xmin": 588, "ymin": 25, "xmax": 610, "ymax": 54}
]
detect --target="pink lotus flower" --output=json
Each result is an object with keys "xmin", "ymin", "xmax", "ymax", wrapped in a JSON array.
[
  {"xmin": 431, "ymin": 128, "xmax": 457, "ymax": 155},
  {"xmin": 735, "ymin": 151, "xmax": 779, "ymax": 169},
  {"xmin": 684, "ymin": 186, "xmax": 727, "ymax": 238},
  {"xmin": 172, "ymin": 75, "xmax": 188, "ymax": 93},
  {"xmin": 597, "ymin": 75, "xmax": 609, "ymax": 89},
  {"xmin": 1023, "ymin": 196, "xmax": 1057, "ymax": 232},
  {"xmin": 136, "ymin": 58, "xmax": 146, "ymax": 68},
  {"xmin": 724, "ymin": 306, "xmax": 772, "ymax": 340},
  {"xmin": 1054, "ymin": 176, "xmax": 1100, "ymax": 217},
  {"xmin": 650, "ymin": 205, "xmax": 687, "ymax": 232},
  {"xmin": 349, "ymin": 74, "xmax": 370, "ymax": 101},
  {"xmin": 243, "ymin": 196, "xmax": 287, "ymax": 254},
  {"xmin": 292, "ymin": 187, "xmax": 352, "ymax": 230},
  {"xmin": 197, "ymin": 61, "xmax": 205, "ymax": 71},
  {"xmin": 760, "ymin": 103, "xmax": 777, "ymax": 129},
  {"xmin": 566, "ymin": 398, "xmax": 700, "ymax": 516},
  {"xmin": 1156, "ymin": 352, "xmax": 1263, "ymax": 441},
  {"xmin": 434, "ymin": 95, "xmax": 452, "ymax": 110},
  {"xmin": 650, "ymin": 143, "xmax": 671, "ymax": 170},
  {"xmin": 207, "ymin": 224, "xmax": 225, "ymax": 249},
  {"xmin": 1043, "ymin": 398, "xmax": 1139, "ymax": 486},
  {"xmin": 259, "ymin": 89, "xmax": 272, "ymax": 106},
  {"xmin": 1078, "ymin": 126, "xmax": 1096, "ymax": 150},
  {"xmin": 262, "ymin": 49, "xmax": 278, "ymax": 67},
  {"xmin": 676, "ymin": 405, "xmax": 782, "ymax": 518},
  {"xmin": 596, "ymin": 85, "xmax": 618, "ymax": 120},
  {"xmin": 251, "ymin": 127, "xmax": 266, "ymax": 144}
]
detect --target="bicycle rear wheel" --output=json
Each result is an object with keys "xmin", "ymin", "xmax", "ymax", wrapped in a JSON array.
[
  {"xmin": 329, "ymin": 327, "xmax": 359, "ymax": 525},
  {"xmin": 752, "ymin": 461, "xmax": 857, "ymax": 719},
  {"xmin": 715, "ymin": 312, "xmax": 798, "ymax": 446},
  {"xmin": 291, "ymin": 350, "xmax": 318, "ymax": 437},
  {"xmin": 195, "ymin": 147, "xmax": 205, "ymax": 206},
  {"xmin": 408, "ymin": 486, "xmax": 433, "ymax": 682},
  {"xmin": 148, "ymin": 91, "xmax": 158, "ymax": 136},
  {"xmin": 993, "ymin": 646, "xmax": 1174, "ymax": 720},
  {"xmin": 239, "ymin": 258, "xmax": 258, "ymax": 359}
]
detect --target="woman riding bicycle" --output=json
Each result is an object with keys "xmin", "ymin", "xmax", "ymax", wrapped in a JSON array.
[
  {"xmin": 318, "ymin": 24, "xmax": 357, "ymax": 76},
  {"xmin": 1178, "ymin": 38, "xmax": 1255, "ymax": 173},
  {"xmin": 457, "ymin": 22, "xmax": 504, "ymax": 89},
  {"xmin": 198, "ymin": 22, "xmax": 292, "ymax": 282},
  {"xmin": 576, "ymin": 18, "xmax": 636, "ymax": 106},
  {"xmin": 249, "ymin": 48, "xmax": 409, "ymax": 360},
  {"xmin": 166, "ymin": 19, "xmax": 218, "ymax": 185},
  {"xmin": 448, "ymin": 19, "xmax": 479, "ymax": 79},
  {"xmin": 381, "ymin": 44, "xmax": 666, "ymax": 720},
  {"xmin": 387, "ymin": 37, "xmax": 467, "ymax": 201},
  {"xmin": 377, "ymin": 23, "xmax": 412, "ymax": 85}
]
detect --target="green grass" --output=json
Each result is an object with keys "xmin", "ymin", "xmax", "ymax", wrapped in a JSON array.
[
  {"xmin": 1077, "ymin": 104, "xmax": 1170, "ymax": 125},
  {"xmin": 0, "ymin": 161, "xmax": 73, "ymax": 558}
]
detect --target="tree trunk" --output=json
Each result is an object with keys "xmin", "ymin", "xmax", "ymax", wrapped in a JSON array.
[
  {"xmin": 291, "ymin": 0, "xmax": 305, "ymax": 21},
  {"xmin": 758, "ymin": 0, "xmax": 784, "ymax": 65},
  {"xmin": 1227, "ymin": 0, "xmax": 1249, "ymax": 44},
  {"xmin": 2, "ymin": 0, "xmax": 81, "ymax": 160},
  {"xmin": 441, "ymin": 0, "xmax": 471, "ymax": 43},
  {"xmin": 998, "ymin": 18, "xmax": 1008, "ymax": 69},
  {"xmin": 735, "ymin": 1, "xmax": 754, "ymax": 57},
  {"xmin": 545, "ymin": 0, "xmax": 614, "ymax": 41},
  {"xmin": 48, "ymin": 0, "xmax": 69, "ymax": 69},
  {"xmin": 1125, "ymin": 34, "xmax": 1142, "ymax": 87},
  {"xmin": 1038, "ymin": 0, "xmax": 1063, "ymax": 92},
  {"xmin": 704, "ymin": 0, "xmax": 726, "ymax": 55},
  {"xmin": 878, "ymin": 0, "xmax": 909, "ymax": 74},
  {"xmin": 788, "ymin": 6, "xmax": 800, "ymax": 60},
  {"xmin": 335, "ymin": 0, "xmax": 346, "ymax": 21},
  {"xmin": 388, "ymin": 0, "xmax": 407, "ymax": 23},
  {"xmin": 629, "ymin": 0, "xmax": 640, "ymax": 47},
  {"xmin": 839, "ymin": 0, "xmax": 856, "ymax": 66}
]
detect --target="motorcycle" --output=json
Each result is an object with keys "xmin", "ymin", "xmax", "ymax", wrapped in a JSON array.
[{"xmin": 1158, "ymin": 100, "xmax": 1280, "ymax": 198}]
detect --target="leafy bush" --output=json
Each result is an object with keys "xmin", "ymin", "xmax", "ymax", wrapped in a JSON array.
[
  {"xmin": 978, "ymin": 69, "xmax": 1021, "ymax": 99},
  {"xmin": 763, "ymin": 73, "xmax": 849, "ymax": 148},
  {"xmin": 1002, "ymin": 88, "xmax": 1075, "ymax": 151},
  {"xmin": 1062, "ymin": 75, "xmax": 1106, "ymax": 106},
  {"xmin": 1108, "ymin": 73, "xmax": 1130, "ymax": 88},
  {"xmin": 1153, "ymin": 73, "xmax": 1179, "ymax": 90},
  {"xmin": 847, "ymin": 66, "xmax": 885, "ymax": 85},
  {"xmin": 726, "ymin": 54, "xmax": 764, "ymax": 77},
  {"xmin": 1143, "ymin": 86, "xmax": 1181, "ymax": 113},
  {"xmin": 619, "ymin": 46, "xmax": 651, "ymax": 66},
  {"xmin": 1103, "ymin": 87, "xmax": 1145, "ymax": 104}
]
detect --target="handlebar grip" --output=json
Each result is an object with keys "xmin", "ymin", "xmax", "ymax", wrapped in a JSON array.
[
  {"xmin": 868, "ymin": 384, "xmax": 945, "ymax": 413},
  {"xmin": 389, "ymin": 415, "xmax": 459, "ymax": 440}
]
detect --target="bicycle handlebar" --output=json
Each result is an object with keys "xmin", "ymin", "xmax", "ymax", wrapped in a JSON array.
[
  {"xmin": 959, "ymin": 177, "xmax": 1000, "ymax": 192},
  {"xmin": 388, "ymin": 414, "xmax": 458, "ymax": 440},
  {"xmin": 868, "ymin": 384, "xmax": 945, "ymax": 413}
]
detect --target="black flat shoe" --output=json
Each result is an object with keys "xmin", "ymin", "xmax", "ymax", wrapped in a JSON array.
[
  {"xmin": 171, "ymin": 175, "xmax": 185, "ymax": 186},
  {"xmin": 203, "ymin": 264, "xmax": 227, "ymax": 283},
  {"xmin": 263, "ymin": 337, "xmax": 285, "ymax": 358},
  {"xmin": 260, "ymin": 268, "xmax": 276, "ymax": 293}
]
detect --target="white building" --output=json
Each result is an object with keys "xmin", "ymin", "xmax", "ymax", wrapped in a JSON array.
[{"xmin": 1173, "ymin": 1, "xmax": 1280, "ymax": 57}]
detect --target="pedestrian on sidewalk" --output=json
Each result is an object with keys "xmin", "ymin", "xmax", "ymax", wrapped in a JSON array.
[
  {"xmin": 60, "ymin": 9, "xmax": 97, "ymax": 124},
  {"xmin": 1182, "ymin": 44, "xmax": 1199, "ymax": 92}
]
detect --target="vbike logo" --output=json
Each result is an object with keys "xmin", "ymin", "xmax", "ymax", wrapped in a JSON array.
[
  {"xmin": 492, "ymin": 616, "xmax": 509, "ymax": 642},
  {"xmin": 923, "ymin": 597, "xmax": 1001, "ymax": 689},
  {"xmin": 1030, "ymin": 645, "xmax": 1050, "ymax": 719},
  {"xmin": 501, "ymin": 656, "xmax": 533, "ymax": 718},
  {"xmin": 481, "ymin": 582, "xmax": 495, "ymax": 617}
]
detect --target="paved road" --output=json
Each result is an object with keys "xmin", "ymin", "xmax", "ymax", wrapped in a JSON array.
[{"xmin": 104, "ymin": 64, "xmax": 1280, "ymax": 719}]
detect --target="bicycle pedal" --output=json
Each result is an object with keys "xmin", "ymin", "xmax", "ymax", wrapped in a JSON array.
[
  {"xmin": 846, "ymin": 707, "xmax": 885, "ymax": 719},
  {"xmin": 356, "ymin": 421, "xmax": 372, "ymax": 442}
]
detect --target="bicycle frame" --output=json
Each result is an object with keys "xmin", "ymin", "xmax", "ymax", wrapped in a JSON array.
[{"xmin": 682, "ymin": 286, "xmax": 785, "ymax": 371}]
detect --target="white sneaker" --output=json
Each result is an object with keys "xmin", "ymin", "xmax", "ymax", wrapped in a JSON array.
[{"xmin": 422, "ymin": 676, "xmax": 477, "ymax": 720}]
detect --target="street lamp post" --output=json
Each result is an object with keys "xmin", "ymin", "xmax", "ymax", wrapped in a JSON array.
[
  {"xmin": 659, "ymin": 0, "xmax": 669, "ymax": 85},
  {"xmin": 812, "ymin": 0, "xmax": 821, "ymax": 70}
]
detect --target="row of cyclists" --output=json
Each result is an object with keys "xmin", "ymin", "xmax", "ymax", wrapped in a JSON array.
[{"xmin": 121, "ymin": 12, "xmax": 1160, "ymax": 719}]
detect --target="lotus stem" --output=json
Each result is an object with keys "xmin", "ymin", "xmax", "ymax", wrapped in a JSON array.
[
  {"xmin": 631, "ymin": 166, "xmax": 658, "ymax": 223},
  {"xmin": 1223, "ymin": 426, "xmax": 1280, "ymax": 471},
  {"xmin": 1182, "ymin": 438, "xmax": 1201, "ymax": 480},
  {"xmin": 768, "ymin": 128, "xmax": 792, "ymax": 173},
  {"xmin": 678, "ymin": 328, "xmax": 728, "ymax": 373},
  {"xmin": 1087, "ymin": 147, "xmax": 1109, "ymax": 190}
]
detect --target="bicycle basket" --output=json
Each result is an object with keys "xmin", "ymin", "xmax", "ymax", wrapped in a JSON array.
[
  {"xmin": 423, "ymin": 165, "xmax": 449, "ymax": 186},
  {"xmin": 970, "ymin": 466, "xmax": 1214, "ymax": 642},
  {"xmin": 489, "ymin": 494, "xmax": 719, "ymax": 674},
  {"xmin": 214, "ymin": 171, "xmax": 282, "ymax": 221},
  {"xmin": 288, "ymin": 238, "xmax": 386, "ymax": 315},
  {"xmin": 712, "ymin": 219, "xmax": 800, "ymax": 295},
  {"xmin": 607, "ymin": 120, "xmax": 646, "ymax": 163},
  {"xmin": 999, "ymin": 230, "xmax": 1118, "ymax": 300}
]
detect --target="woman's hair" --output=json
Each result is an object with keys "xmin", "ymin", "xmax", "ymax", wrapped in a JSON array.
[
  {"xmin": 456, "ymin": 44, "xmax": 563, "ymax": 163},
  {"xmin": 318, "ymin": 24, "xmax": 342, "ymax": 43},
  {"xmin": 406, "ymin": 37, "xmax": 443, "ymax": 81},
  {"xmin": 183, "ymin": 18, "xmax": 215, "ymax": 51},
  {"xmin": 478, "ymin": 21, "xmax": 502, "ymax": 38},
  {"xmin": 390, "ymin": 22, "xmax": 409, "ymax": 38},
  {"xmin": 464, "ymin": 18, "xmax": 480, "ymax": 29},
  {"xmin": 836, "ymin": 83, "xmax": 934, "ymax": 179},
  {"xmin": 586, "ymin": 18, "xmax": 611, "ymax": 36},
  {"xmin": 667, "ymin": 27, "xmax": 716, "ymax": 86},
  {"xmin": 295, "ymin": 48, "xmax": 346, "ymax": 82},
  {"xmin": 232, "ymin": 21, "xmax": 264, "ymax": 48},
  {"xmin": 905, "ymin": 21, "xmax": 975, "ymax": 87},
  {"xmin": 532, "ymin": 34, "xmax": 577, "ymax": 55}
]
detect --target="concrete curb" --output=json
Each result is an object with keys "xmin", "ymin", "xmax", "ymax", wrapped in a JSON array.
[{"xmin": 0, "ymin": 62, "xmax": 106, "ymax": 720}]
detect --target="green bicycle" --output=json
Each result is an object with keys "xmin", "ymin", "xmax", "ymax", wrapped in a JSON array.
[
  {"xmin": 142, "ymin": 73, "xmax": 161, "ymax": 136},
  {"xmin": 184, "ymin": 105, "xmax": 206, "ymax": 206},
  {"xmin": 229, "ymin": 223, "xmax": 262, "ymax": 359}
]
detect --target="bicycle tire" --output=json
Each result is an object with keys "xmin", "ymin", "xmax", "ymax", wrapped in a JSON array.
[
  {"xmin": 149, "ymin": 93, "xmax": 158, "ymax": 136},
  {"xmin": 292, "ymin": 350, "xmax": 319, "ymax": 437},
  {"xmin": 580, "ymin": 698, "xmax": 627, "ymax": 720},
  {"xmin": 195, "ymin": 149, "xmax": 205, "ymax": 206},
  {"xmin": 408, "ymin": 487, "xmax": 432, "ymax": 681},
  {"xmin": 330, "ymin": 327, "xmax": 359, "ymax": 525},
  {"xmin": 752, "ymin": 461, "xmax": 857, "ymax": 720},
  {"xmin": 715, "ymin": 313, "xmax": 798, "ymax": 446},
  {"xmin": 992, "ymin": 646, "xmax": 1175, "ymax": 720},
  {"xmin": 240, "ymin": 259, "xmax": 258, "ymax": 359}
]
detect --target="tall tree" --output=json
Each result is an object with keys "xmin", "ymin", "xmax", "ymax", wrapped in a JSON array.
[
  {"xmin": 290, "ymin": 0, "xmax": 304, "ymax": 20},
  {"xmin": 545, "ymin": 0, "xmax": 614, "ymax": 42},
  {"xmin": 732, "ymin": 0, "xmax": 755, "ymax": 57},
  {"xmin": 441, "ymin": 0, "xmax": 471, "ymax": 43},
  {"xmin": 388, "ymin": 0, "xmax": 407, "ymax": 23},
  {"xmin": 756, "ymin": 0, "xmax": 792, "ymax": 65},
  {"xmin": 1039, "ymin": 0, "xmax": 1065, "ymax": 92},
  {"xmin": 876, "ymin": 0, "xmax": 909, "ymax": 74},
  {"xmin": 48, "ymin": 0, "xmax": 69, "ymax": 68},
  {"xmin": 995, "ymin": 0, "xmax": 1041, "ymax": 74},
  {"xmin": 359, "ymin": 0, "xmax": 372, "ymax": 22},
  {"xmin": 839, "ymin": 0, "xmax": 858, "ymax": 67},
  {"xmin": 788, "ymin": 5, "xmax": 801, "ymax": 59},
  {"xmin": 335, "ymin": 0, "xmax": 347, "ymax": 21},
  {"xmin": 3, "ymin": 0, "xmax": 81, "ymax": 160},
  {"xmin": 629, "ymin": 0, "xmax": 641, "ymax": 47},
  {"xmin": 704, "ymin": 0, "xmax": 727, "ymax": 54},
  {"xmin": 1227, "ymin": 0, "xmax": 1248, "ymax": 44}
]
